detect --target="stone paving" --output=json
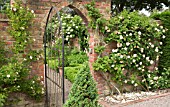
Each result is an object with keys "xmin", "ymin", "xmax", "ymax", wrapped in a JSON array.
[{"xmin": 99, "ymin": 92, "xmax": 170, "ymax": 107}]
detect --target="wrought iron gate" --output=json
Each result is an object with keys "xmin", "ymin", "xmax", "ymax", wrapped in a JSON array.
[{"xmin": 44, "ymin": 6, "xmax": 65, "ymax": 107}]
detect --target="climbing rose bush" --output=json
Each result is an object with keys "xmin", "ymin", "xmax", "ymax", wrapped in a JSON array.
[{"xmin": 93, "ymin": 10, "xmax": 166, "ymax": 90}]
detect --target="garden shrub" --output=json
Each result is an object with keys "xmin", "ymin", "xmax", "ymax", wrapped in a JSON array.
[
  {"xmin": 64, "ymin": 64, "xmax": 83, "ymax": 83},
  {"xmin": 0, "ymin": 0, "xmax": 44, "ymax": 106},
  {"xmin": 0, "ymin": 93, "xmax": 6, "ymax": 107},
  {"xmin": 150, "ymin": 10, "xmax": 170, "ymax": 89},
  {"xmin": 86, "ymin": 1, "xmax": 166, "ymax": 90},
  {"xmin": 64, "ymin": 62, "xmax": 101, "ymax": 107}
]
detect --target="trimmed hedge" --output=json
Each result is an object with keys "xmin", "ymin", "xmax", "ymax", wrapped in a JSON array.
[
  {"xmin": 64, "ymin": 62, "xmax": 101, "ymax": 107},
  {"xmin": 151, "ymin": 11, "xmax": 170, "ymax": 70}
]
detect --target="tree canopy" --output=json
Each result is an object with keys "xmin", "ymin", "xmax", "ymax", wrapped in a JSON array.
[{"xmin": 111, "ymin": 0, "xmax": 170, "ymax": 15}]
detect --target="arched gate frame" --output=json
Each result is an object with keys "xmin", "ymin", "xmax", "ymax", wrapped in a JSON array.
[{"xmin": 43, "ymin": 6, "xmax": 65, "ymax": 107}]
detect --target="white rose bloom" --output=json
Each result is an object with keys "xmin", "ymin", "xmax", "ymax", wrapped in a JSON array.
[
  {"xmin": 141, "ymin": 48, "xmax": 144, "ymax": 53},
  {"xmin": 7, "ymin": 75, "xmax": 10, "ymax": 78},
  {"xmin": 70, "ymin": 35, "xmax": 73, "ymax": 38},
  {"xmin": 139, "ymin": 62, "xmax": 142, "ymax": 65},
  {"xmin": 124, "ymin": 47, "xmax": 127, "ymax": 51},
  {"xmin": 160, "ymin": 42, "xmax": 163, "ymax": 45},
  {"xmin": 138, "ymin": 31, "xmax": 141, "ymax": 35},
  {"xmin": 124, "ymin": 80, "xmax": 128, "ymax": 83},
  {"xmin": 132, "ymin": 59, "xmax": 136, "ymax": 63},
  {"xmin": 142, "ymin": 69, "xmax": 145, "ymax": 71},
  {"xmin": 148, "ymin": 74, "xmax": 151, "ymax": 78},
  {"xmin": 65, "ymin": 38, "xmax": 68, "ymax": 41},
  {"xmin": 160, "ymin": 26, "xmax": 163, "ymax": 29},
  {"xmin": 76, "ymin": 26, "xmax": 78, "ymax": 29},
  {"xmin": 105, "ymin": 26, "xmax": 108, "ymax": 30},
  {"xmin": 30, "ymin": 56, "xmax": 33, "ymax": 59},
  {"xmin": 13, "ymin": 8, "xmax": 17, "ymax": 11},
  {"xmin": 120, "ymin": 35, "xmax": 123, "ymax": 39},
  {"xmin": 131, "ymin": 80, "xmax": 135, "ymax": 84},
  {"xmin": 151, "ymin": 44, "xmax": 154, "ymax": 48},
  {"xmin": 162, "ymin": 35, "xmax": 166, "ymax": 39},
  {"xmin": 134, "ymin": 83, "xmax": 138, "ymax": 87},
  {"xmin": 142, "ymin": 79, "xmax": 146, "ymax": 82},
  {"xmin": 31, "ymin": 10, "xmax": 34, "ymax": 13},
  {"xmin": 143, "ymin": 54, "xmax": 145, "ymax": 58},
  {"xmin": 129, "ymin": 33, "xmax": 132, "ymax": 36},
  {"xmin": 112, "ymin": 49, "xmax": 118, "ymax": 53},
  {"xmin": 126, "ymin": 42, "xmax": 130, "ymax": 46},
  {"xmin": 120, "ymin": 55, "xmax": 123, "ymax": 58},
  {"xmin": 138, "ymin": 67, "xmax": 141, "ymax": 70},
  {"xmin": 111, "ymin": 64, "xmax": 115, "ymax": 67},
  {"xmin": 67, "ymin": 32, "xmax": 70, "ymax": 34},
  {"xmin": 153, "ymin": 77, "xmax": 158, "ymax": 80},
  {"xmin": 146, "ymin": 57, "xmax": 150, "ymax": 61},
  {"xmin": 150, "ymin": 60, "xmax": 154, "ymax": 64},
  {"xmin": 163, "ymin": 29, "xmax": 165, "ymax": 33},
  {"xmin": 107, "ymin": 29, "xmax": 110, "ymax": 32},
  {"xmin": 127, "ymin": 56, "xmax": 130, "ymax": 58},
  {"xmin": 155, "ymin": 47, "xmax": 159, "ymax": 52},
  {"xmin": 117, "ymin": 43, "xmax": 122, "ymax": 47},
  {"xmin": 70, "ymin": 29, "xmax": 73, "ymax": 32},
  {"xmin": 133, "ymin": 54, "xmax": 137, "ymax": 57},
  {"xmin": 156, "ymin": 56, "xmax": 159, "ymax": 60},
  {"xmin": 155, "ymin": 67, "xmax": 158, "ymax": 70},
  {"xmin": 136, "ymin": 64, "xmax": 139, "ymax": 67}
]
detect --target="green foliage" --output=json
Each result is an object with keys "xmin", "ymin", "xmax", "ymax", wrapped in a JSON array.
[
  {"xmin": 149, "ymin": 10, "xmax": 170, "ymax": 89},
  {"xmin": 64, "ymin": 62, "xmax": 101, "ymax": 107},
  {"xmin": 67, "ymin": 48, "xmax": 88, "ymax": 65},
  {"xmin": 0, "ymin": 93, "xmax": 7, "ymax": 107},
  {"xmin": 111, "ymin": 0, "xmax": 170, "ymax": 16},
  {"xmin": 0, "ymin": 62, "xmax": 44, "ymax": 100},
  {"xmin": 46, "ymin": 12, "xmax": 89, "ymax": 51},
  {"xmin": 0, "ymin": 1, "xmax": 44, "ymax": 106},
  {"xmin": 85, "ymin": 1, "xmax": 102, "ymax": 29},
  {"xmin": 0, "ymin": 0, "xmax": 10, "ymax": 13},
  {"xmin": 90, "ymin": 8, "xmax": 166, "ymax": 90},
  {"xmin": 6, "ymin": 0, "xmax": 35, "ymax": 53},
  {"xmin": 0, "ymin": 40, "xmax": 7, "ymax": 68},
  {"xmin": 48, "ymin": 47, "xmax": 88, "ymax": 83},
  {"xmin": 85, "ymin": 1, "xmax": 107, "ymax": 33},
  {"xmin": 151, "ymin": 11, "xmax": 170, "ymax": 69},
  {"xmin": 94, "ymin": 45, "xmax": 105, "ymax": 55},
  {"xmin": 65, "ymin": 64, "xmax": 83, "ymax": 83}
]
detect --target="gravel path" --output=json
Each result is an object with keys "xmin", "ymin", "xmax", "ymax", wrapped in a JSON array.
[{"xmin": 123, "ymin": 94, "xmax": 170, "ymax": 107}]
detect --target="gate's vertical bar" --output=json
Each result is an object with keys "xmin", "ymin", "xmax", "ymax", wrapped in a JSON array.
[
  {"xmin": 44, "ymin": 6, "xmax": 54, "ymax": 107},
  {"xmin": 57, "ymin": 11, "xmax": 65, "ymax": 104}
]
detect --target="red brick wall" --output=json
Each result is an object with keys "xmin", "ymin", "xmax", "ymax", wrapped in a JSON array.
[{"xmin": 7, "ymin": 0, "xmax": 111, "ymax": 95}]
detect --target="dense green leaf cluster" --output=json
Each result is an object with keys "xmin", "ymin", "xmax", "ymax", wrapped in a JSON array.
[
  {"xmin": 0, "ymin": 40, "xmax": 7, "ymax": 68},
  {"xmin": 0, "ymin": 1, "xmax": 44, "ymax": 106},
  {"xmin": 64, "ymin": 62, "xmax": 101, "ymax": 107},
  {"xmin": 150, "ymin": 10, "xmax": 170, "ymax": 89},
  {"xmin": 46, "ymin": 12, "xmax": 89, "ymax": 51}
]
